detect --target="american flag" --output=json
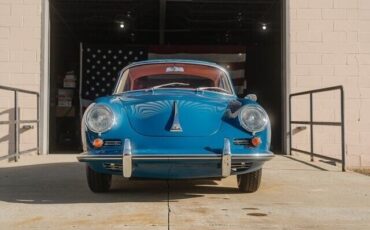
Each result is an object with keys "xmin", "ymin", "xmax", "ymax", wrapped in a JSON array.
[{"xmin": 80, "ymin": 44, "xmax": 148, "ymax": 102}]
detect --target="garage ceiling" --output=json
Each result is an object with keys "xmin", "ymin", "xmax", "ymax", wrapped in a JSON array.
[{"xmin": 50, "ymin": 0, "xmax": 280, "ymax": 44}]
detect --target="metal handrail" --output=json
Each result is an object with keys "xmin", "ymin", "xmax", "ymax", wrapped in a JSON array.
[
  {"xmin": 0, "ymin": 85, "xmax": 40, "ymax": 161},
  {"xmin": 289, "ymin": 86, "xmax": 345, "ymax": 171}
]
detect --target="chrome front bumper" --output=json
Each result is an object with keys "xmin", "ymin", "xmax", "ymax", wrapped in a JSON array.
[{"xmin": 77, "ymin": 138, "xmax": 274, "ymax": 178}]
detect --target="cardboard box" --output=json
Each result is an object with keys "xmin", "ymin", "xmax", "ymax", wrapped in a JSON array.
[
  {"xmin": 63, "ymin": 71, "xmax": 77, "ymax": 88},
  {"xmin": 58, "ymin": 89, "xmax": 74, "ymax": 107}
]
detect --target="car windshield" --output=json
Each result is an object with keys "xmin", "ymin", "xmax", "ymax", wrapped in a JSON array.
[{"xmin": 114, "ymin": 63, "xmax": 234, "ymax": 94}]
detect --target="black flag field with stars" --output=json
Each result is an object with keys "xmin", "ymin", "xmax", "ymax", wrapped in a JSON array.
[{"xmin": 81, "ymin": 44, "xmax": 148, "ymax": 100}]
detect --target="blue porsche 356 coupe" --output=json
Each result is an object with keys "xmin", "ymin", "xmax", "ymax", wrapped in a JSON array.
[{"xmin": 78, "ymin": 59, "xmax": 273, "ymax": 193}]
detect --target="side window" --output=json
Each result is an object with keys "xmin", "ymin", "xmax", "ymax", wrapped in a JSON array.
[
  {"xmin": 221, "ymin": 73, "xmax": 232, "ymax": 93},
  {"xmin": 124, "ymin": 78, "xmax": 131, "ymax": 91},
  {"xmin": 219, "ymin": 76, "xmax": 225, "ymax": 89},
  {"xmin": 115, "ymin": 70, "xmax": 130, "ymax": 93}
]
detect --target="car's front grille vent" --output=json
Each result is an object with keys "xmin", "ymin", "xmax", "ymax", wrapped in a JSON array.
[
  {"xmin": 103, "ymin": 163, "xmax": 123, "ymax": 171},
  {"xmin": 231, "ymin": 162, "xmax": 253, "ymax": 172},
  {"xmin": 104, "ymin": 162, "xmax": 253, "ymax": 173}
]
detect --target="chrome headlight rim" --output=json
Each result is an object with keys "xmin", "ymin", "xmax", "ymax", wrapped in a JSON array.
[
  {"xmin": 238, "ymin": 105, "xmax": 268, "ymax": 133},
  {"xmin": 85, "ymin": 104, "xmax": 115, "ymax": 134}
]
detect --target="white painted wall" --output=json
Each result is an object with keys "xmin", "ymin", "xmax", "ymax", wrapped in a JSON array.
[
  {"xmin": 0, "ymin": 0, "xmax": 42, "ymax": 157},
  {"xmin": 289, "ymin": 0, "xmax": 370, "ymax": 168}
]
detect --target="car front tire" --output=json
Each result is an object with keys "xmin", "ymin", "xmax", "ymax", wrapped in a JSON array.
[
  {"xmin": 86, "ymin": 165, "xmax": 112, "ymax": 193},
  {"xmin": 237, "ymin": 169, "xmax": 262, "ymax": 193}
]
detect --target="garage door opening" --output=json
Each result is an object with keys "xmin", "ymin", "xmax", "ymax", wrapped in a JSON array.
[{"xmin": 49, "ymin": 0, "xmax": 283, "ymax": 154}]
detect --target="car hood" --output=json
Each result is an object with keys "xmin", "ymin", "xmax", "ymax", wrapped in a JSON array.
[{"xmin": 118, "ymin": 89, "xmax": 235, "ymax": 137}]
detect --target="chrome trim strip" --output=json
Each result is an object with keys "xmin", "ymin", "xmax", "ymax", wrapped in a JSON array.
[
  {"xmin": 222, "ymin": 138, "xmax": 231, "ymax": 177},
  {"xmin": 77, "ymin": 152, "xmax": 274, "ymax": 161},
  {"xmin": 78, "ymin": 157, "xmax": 121, "ymax": 161},
  {"xmin": 135, "ymin": 157, "xmax": 221, "ymax": 160},
  {"xmin": 122, "ymin": 139, "xmax": 132, "ymax": 178},
  {"xmin": 132, "ymin": 153, "xmax": 223, "ymax": 157},
  {"xmin": 232, "ymin": 154, "xmax": 274, "ymax": 160},
  {"xmin": 170, "ymin": 101, "xmax": 183, "ymax": 132}
]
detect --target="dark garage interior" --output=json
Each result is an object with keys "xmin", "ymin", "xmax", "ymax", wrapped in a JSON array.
[{"xmin": 49, "ymin": 0, "xmax": 283, "ymax": 154}]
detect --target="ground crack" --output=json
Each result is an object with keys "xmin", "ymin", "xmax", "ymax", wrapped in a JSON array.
[{"xmin": 167, "ymin": 180, "xmax": 171, "ymax": 230}]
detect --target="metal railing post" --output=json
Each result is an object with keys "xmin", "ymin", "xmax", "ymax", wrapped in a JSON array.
[
  {"xmin": 289, "ymin": 95, "xmax": 292, "ymax": 156},
  {"xmin": 340, "ymin": 87, "xmax": 345, "ymax": 172},
  {"xmin": 309, "ymin": 93, "xmax": 314, "ymax": 162},
  {"xmin": 37, "ymin": 94, "xmax": 40, "ymax": 155},
  {"xmin": 14, "ymin": 91, "xmax": 19, "ymax": 162}
]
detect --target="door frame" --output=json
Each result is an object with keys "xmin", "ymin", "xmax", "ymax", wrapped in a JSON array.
[
  {"xmin": 282, "ymin": 0, "xmax": 291, "ymax": 155},
  {"xmin": 40, "ymin": 0, "xmax": 50, "ymax": 154},
  {"xmin": 40, "ymin": 0, "xmax": 291, "ymax": 155}
]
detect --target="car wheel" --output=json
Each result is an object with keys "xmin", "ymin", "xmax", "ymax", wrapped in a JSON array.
[
  {"xmin": 237, "ymin": 169, "xmax": 262, "ymax": 193},
  {"xmin": 86, "ymin": 165, "xmax": 112, "ymax": 193}
]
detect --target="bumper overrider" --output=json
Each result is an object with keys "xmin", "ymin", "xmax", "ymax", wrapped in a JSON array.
[{"xmin": 77, "ymin": 138, "xmax": 274, "ymax": 178}]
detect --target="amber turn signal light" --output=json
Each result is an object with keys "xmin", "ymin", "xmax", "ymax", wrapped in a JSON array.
[
  {"xmin": 250, "ymin": 137, "xmax": 262, "ymax": 147},
  {"xmin": 92, "ymin": 138, "xmax": 104, "ymax": 148}
]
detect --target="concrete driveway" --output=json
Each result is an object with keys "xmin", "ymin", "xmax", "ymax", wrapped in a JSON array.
[{"xmin": 0, "ymin": 154, "xmax": 369, "ymax": 230}]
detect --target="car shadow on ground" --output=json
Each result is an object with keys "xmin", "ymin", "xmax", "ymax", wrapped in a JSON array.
[{"xmin": 0, "ymin": 162, "xmax": 240, "ymax": 204}]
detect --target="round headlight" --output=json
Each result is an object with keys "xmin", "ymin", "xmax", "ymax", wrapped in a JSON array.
[
  {"xmin": 85, "ymin": 105, "xmax": 114, "ymax": 133},
  {"xmin": 238, "ymin": 105, "xmax": 268, "ymax": 133}
]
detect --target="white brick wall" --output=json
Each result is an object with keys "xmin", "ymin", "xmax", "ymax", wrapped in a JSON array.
[
  {"xmin": 289, "ymin": 0, "xmax": 370, "ymax": 168},
  {"xmin": 0, "ymin": 0, "xmax": 42, "ymax": 158}
]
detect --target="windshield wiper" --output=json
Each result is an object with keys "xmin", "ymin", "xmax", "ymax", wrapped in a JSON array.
[
  {"xmin": 196, "ymin": 87, "xmax": 230, "ymax": 94},
  {"xmin": 151, "ymin": 82, "xmax": 190, "ymax": 89}
]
